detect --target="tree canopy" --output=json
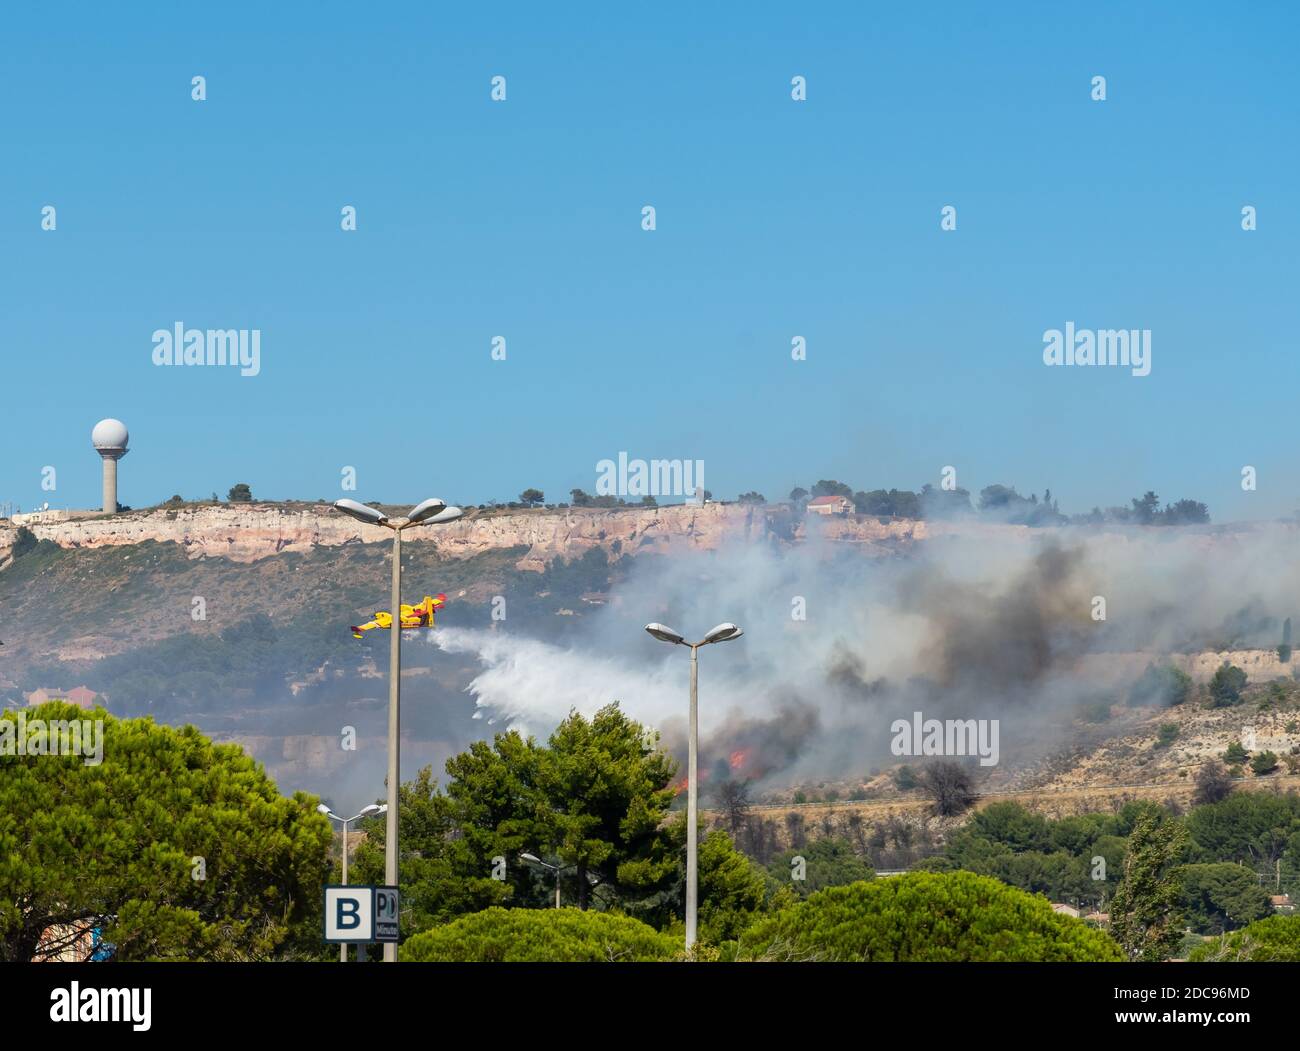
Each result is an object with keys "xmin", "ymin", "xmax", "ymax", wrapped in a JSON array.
[
  {"xmin": 766, "ymin": 837, "xmax": 875, "ymax": 899},
  {"xmin": 1209, "ymin": 663, "xmax": 1248, "ymax": 707},
  {"xmin": 1110, "ymin": 806, "xmax": 1188, "ymax": 961},
  {"xmin": 356, "ymin": 703, "xmax": 682, "ymax": 919},
  {"xmin": 1177, "ymin": 863, "xmax": 1272, "ymax": 934},
  {"xmin": 399, "ymin": 907, "xmax": 679, "ymax": 962},
  {"xmin": 736, "ymin": 872, "xmax": 1123, "ymax": 961},
  {"xmin": 1189, "ymin": 914, "xmax": 1300, "ymax": 962},
  {"xmin": 0, "ymin": 702, "xmax": 330, "ymax": 961}
]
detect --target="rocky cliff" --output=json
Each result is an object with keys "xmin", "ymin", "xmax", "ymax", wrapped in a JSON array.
[{"xmin": 0, "ymin": 502, "xmax": 929, "ymax": 571}]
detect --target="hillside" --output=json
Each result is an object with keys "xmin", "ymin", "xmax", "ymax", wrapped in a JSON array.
[{"xmin": 5, "ymin": 502, "xmax": 1299, "ymax": 807}]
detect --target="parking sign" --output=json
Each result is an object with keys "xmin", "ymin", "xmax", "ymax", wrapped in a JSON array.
[
  {"xmin": 375, "ymin": 886, "xmax": 400, "ymax": 942},
  {"xmin": 323, "ymin": 885, "xmax": 374, "ymax": 943}
]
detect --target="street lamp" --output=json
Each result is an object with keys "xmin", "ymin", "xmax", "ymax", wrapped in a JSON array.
[
  {"xmin": 644, "ymin": 620, "xmax": 743, "ymax": 952},
  {"xmin": 520, "ymin": 853, "xmax": 563, "ymax": 909},
  {"xmin": 318, "ymin": 803, "xmax": 387, "ymax": 962},
  {"xmin": 520, "ymin": 854, "xmax": 601, "ymax": 908},
  {"xmin": 334, "ymin": 497, "xmax": 464, "ymax": 961}
]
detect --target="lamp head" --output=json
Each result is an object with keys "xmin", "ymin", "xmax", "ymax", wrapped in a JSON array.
[
  {"xmin": 405, "ymin": 498, "xmax": 448, "ymax": 524},
  {"xmin": 334, "ymin": 499, "xmax": 389, "ymax": 526},
  {"xmin": 701, "ymin": 622, "xmax": 743, "ymax": 645},
  {"xmin": 422, "ymin": 505, "xmax": 464, "ymax": 525},
  {"xmin": 645, "ymin": 623, "xmax": 686, "ymax": 645}
]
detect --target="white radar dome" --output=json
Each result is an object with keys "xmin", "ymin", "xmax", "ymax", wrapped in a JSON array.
[{"xmin": 92, "ymin": 418, "xmax": 129, "ymax": 450}]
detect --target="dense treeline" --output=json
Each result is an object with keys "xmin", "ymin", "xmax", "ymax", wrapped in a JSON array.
[
  {"xmin": 786, "ymin": 479, "xmax": 1209, "ymax": 526},
  {"xmin": 10, "ymin": 697, "xmax": 1300, "ymax": 962}
]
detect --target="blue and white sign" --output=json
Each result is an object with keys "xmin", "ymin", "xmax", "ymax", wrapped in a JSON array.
[
  {"xmin": 375, "ymin": 886, "xmax": 400, "ymax": 943},
  {"xmin": 324, "ymin": 885, "xmax": 375, "ymax": 943}
]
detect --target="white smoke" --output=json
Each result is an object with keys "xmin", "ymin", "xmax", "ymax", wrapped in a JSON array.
[
  {"xmin": 426, "ymin": 520, "xmax": 1300, "ymax": 784},
  {"xmin": 431, "ymin": 627, "xmax": 694, "ymax": 738}
]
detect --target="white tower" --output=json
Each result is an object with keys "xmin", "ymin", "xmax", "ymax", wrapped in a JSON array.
[{"xmin": 92, "ymin": 419, "xmax": 129, "ymax": 514}]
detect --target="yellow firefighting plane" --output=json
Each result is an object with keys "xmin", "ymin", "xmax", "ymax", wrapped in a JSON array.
[{"xmin": 351, "ymin": 594, "xmax": 447, "ymax": 638}]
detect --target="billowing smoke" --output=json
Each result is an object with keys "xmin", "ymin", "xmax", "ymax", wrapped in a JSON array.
[{"xmin": 428, "ymin": 522, "xmax": 1300, "ymax": 788}]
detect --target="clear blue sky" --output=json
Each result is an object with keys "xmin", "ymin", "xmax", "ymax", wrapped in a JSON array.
[{"xmin": 3, "ymin": 1, "xmax": 1297, "ymax": 520}]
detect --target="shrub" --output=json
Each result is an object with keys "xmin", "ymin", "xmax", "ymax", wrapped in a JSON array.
[
  {"xmin": 399, "ymin": 907, "xmax": 678, "ymax": 962},
  {"xmin": 1189, "ymin": 915, "xmax": 1300, "ymax": 962},
  {"xmin": 736, "ymin": 872, "xmax": 1123, "ymax": 962},
  {"xmin": 917, "ymin": 760, "xmax": 978, "ymax": 817},
  {"xmin": 1209, "ymin": 664, "xmax": 1248, "ymax": 708},
  {"xmin": 10, "ymin": 526, "xmax": 38, "ymax": 560},
  {"xmin": 1079, "ymin": 700, "xmax": 1114, "ymax": 723},
  {"xmin": 1251, "ymin": 751, "xmax": 1279, "ymax": 776},
  {"xmin": 1129, "ymin": 664, "xmax": 1192, "ymax": 708},
  {"xmin": 1154, "ymin": 723, "xmax": 1179, "ymax": 749}
]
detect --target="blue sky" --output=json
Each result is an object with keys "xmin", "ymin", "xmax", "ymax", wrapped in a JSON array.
[{"xmin": 3, "ymin": 1, "xmax": 1297, "ymax": 520}]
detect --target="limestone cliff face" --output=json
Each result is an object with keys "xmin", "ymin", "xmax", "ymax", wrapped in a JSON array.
[
  {"xmin": 0, "ymin": 504, "xmax": 1280, "ymax": 572},
  {"xmin": 1, "ymin": 501, "xmax": 914, "ymax": 570}
]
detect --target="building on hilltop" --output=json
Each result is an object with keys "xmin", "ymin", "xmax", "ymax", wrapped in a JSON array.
[
  {"xmin": 26, "ymin": 686, "xmax": 98, "ymax": 709},
  {"xmin": 806, "ymin": 494, "xmax": 853, "ymax": 515}
]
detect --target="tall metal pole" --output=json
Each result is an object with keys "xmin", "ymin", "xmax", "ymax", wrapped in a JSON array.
[
  {"xmin": 384, "ymin": 527, "xmax": 402, "ymax": 962},
  {"xmin": 686, "ymin": 644, "xmax": 699, "ymax": 951},
  {"xmin": 340, "ymin": 818, "xmax": 350, "ymax": 963}
]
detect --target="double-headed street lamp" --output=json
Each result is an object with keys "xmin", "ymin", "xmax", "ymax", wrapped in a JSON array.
[
  {"xmin": 333, "ymin": 497, "xmax": 464, "ymax": 962},
  {"xmin": 520, "ymin": 853, "xmax": 564, "ymax": 909},
  {"xmin": 520, "ymin": 853, "xmax": 603, "ymax": 909},
  {"xmin": 644, "ymin": 620, "xmax": 743, "ymax": 952},
  {"xmin": 317, "ymin": 802, "xmax": 387, "ymax": 962}
]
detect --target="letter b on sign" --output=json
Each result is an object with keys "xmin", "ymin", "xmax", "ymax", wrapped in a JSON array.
[{"xmin": 324, "ymin": 886, "xmax": 374, "ymax": 942}]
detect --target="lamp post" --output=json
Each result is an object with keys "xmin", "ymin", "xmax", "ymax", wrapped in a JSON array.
[
  {"xmin": 333, "ymin": 497, "xmax": 464, "ymax": 961},
  {"xmin": 317, "ymin": 803, "xmax": 386, "ymax": 961},
  {"xmin": 520, "ymin": 854, "xmax": 602, "ymax": 908},
  {"xmin": 520, "ymin": 853, "xmax": 563, "ymax": 909},
  {"xmin": 644, "ymin": 620, "xmax": 743, "ymax": 952}
]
